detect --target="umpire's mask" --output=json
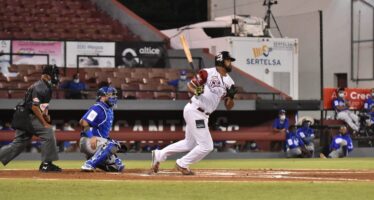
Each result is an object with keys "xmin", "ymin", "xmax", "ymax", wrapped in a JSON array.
[{"xmin": 42, "ymin": 65, "xmax": 60, "ymax": 86}]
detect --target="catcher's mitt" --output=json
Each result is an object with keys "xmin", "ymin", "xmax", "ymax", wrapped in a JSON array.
[{"xmin": 226, "ymin": 85, "xmax": 238, "ymax": 99}]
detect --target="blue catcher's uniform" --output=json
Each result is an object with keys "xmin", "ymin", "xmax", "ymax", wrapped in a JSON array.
[
  {"xmin": 82, "ymin": 101, "xmax": 113, "ymax": 139},
  {"xmin": 79, "ymin": 87, "xmax": 124, "ymax": 172},
  {"xmin": 272, "ymin": 118, "xmax": 289, "ymax": 130}
]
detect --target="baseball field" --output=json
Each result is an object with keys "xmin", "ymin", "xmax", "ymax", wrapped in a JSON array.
[{"xmin": 1, "ymin": 158, "xmax": 374, "ymax": 200}]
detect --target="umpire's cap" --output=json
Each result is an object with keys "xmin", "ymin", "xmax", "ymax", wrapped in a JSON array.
[{"xmin": 279, "ymin": 109, "xmax": 286, "ymax": 114}]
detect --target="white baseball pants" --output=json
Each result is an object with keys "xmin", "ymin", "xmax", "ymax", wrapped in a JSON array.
[
  {"xmin": 154, "ymin": 103, "xmax": 213, "ymax": 168},
  {"xmin": 336, "ymin": 110, "xmax": 360, "ymax": 131}
]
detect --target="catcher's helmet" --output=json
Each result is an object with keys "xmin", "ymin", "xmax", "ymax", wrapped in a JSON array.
[
  {"xmin": 215, "ymin": 51, "xmax": 236, "ymax": 66},
  {"xmin": 42, "ymin": 65, "xmax": 60, "ymax": 85},
  {"xmin": 97, "ymin": 86, "xmax": 118, "ymax": 107}
]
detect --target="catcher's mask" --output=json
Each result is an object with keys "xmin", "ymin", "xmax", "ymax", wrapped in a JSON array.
[
  {"xmin": 97, "ymin": 86, "xmax": 118, "ymax": 107},
  {"xmin": 42, "ymin": 65, "xmax": 60, "ymax": 86}
]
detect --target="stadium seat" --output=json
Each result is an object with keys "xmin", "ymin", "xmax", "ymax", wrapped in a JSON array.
[
  {"xmin": 0, "ymin": 90, "xmax": 9, "ymax": 98},
  {"xmin": 157, "ymin": 85, "xmax": 176, "ymax": 92},
  {"xmin": 143, "ymin": 78, "xmax": 161, "ymax": 85},
  {"xmin": 122, "ymin": 91, "xmax": 136, "ymax": 99},
  {"xmin": 175, "ymin": 92, "xmax": 191, "ymax": 100},
  {"xmin": 136, "ymin": 91, "xmax": 154, "ymax": 99},
  {"xmin": 17, "ymin": 82, "xmax": 31, "ymax": 89},
  {"xmin": 0, "ymin": 0, "xmax": 140, "ymax": 41},
  {"xmin": 24, "ymin": 76, "xmax": 40, "ymax": 83},
  {"xmin": 148, "ymin": 71, "xmax": 165, "ymax": 79},
  {"xmin": 139, "ymin": 84, "xmax": 158, "ymax": 91},
  {"xmin": 6, "ymin": 76, "xmax": 23, "ymax": 83},
  {"xmin": 154, "ymin": 92, "xmax": 175, "ymax": 100},
  {"xmin": 108, "ymin": 78, "xmax": 124, "ymax": 89},
  {"xmin": 9, "ymin": 90, "xmax": 26, "ymax": 98},
  {"xmin": 0, "ymin": 74, "xmax": 7, "ymax": 82},
  {"xmin": 125, "ymin": 77, "xmax": 145, "ymax": 84}
]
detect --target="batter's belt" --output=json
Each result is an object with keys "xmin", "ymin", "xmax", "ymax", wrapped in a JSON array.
[{"xmin": 189, "ymin": 100, "xmax": 210, "ymax": 115}]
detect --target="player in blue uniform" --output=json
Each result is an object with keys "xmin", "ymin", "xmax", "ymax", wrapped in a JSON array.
[
  {"xmin": 79, "ymin": 86, "xmax": 124, "ymax": 172},
  {"xmin": 332, "ymin": 88, "xmax": 360, "ymax": 132},
  {"xmin": 285, "ymin": 126, "xmax": 310, "ymax": 158},
  {"xmin": 296, "ymin": 119, "xmax": 315, "ymax": 157},
  {"xmin": 271, "ymin": 109, "xmax": 289, "ymax": 151},
  {"xmin": 273, "ymin": 109, "xmax": 289, "ymax": 131},
  {"xmin": 320, "ymin": 125, "xmax": 353, "ymax": 158},
  {"xmin": 364, "ymin": 88, "xmax": 374, "ymax": 113}
]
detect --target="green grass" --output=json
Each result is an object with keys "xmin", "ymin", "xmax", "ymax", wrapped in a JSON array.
[
  {"xmin": 1, "ymin": 159, "xmax": 374, "ymax": 200},
  {"xmin": 0, "ymin": 179, "xmax": 373, "ymax": 200},
  {"xmin": 2, "ymin": 158, "xmax": 374, "ymax": 170}
]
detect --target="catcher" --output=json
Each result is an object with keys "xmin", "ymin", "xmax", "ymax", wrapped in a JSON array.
[{"xmin": 79, "ymin": 86, "xmax": 125, "ymax": 172}]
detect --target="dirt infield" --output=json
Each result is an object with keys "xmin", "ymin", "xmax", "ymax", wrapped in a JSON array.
[{"xmin": 1, "ymin": 169, "xmax": 374, "ymax": 182}]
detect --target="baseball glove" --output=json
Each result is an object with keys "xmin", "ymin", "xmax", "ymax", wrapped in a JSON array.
[{"xmin": 226, "ymin": 85, "xmax": 238, "ymax": 99}]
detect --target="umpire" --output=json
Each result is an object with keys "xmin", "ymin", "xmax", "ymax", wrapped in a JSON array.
[{"xmin": 0, "ymin": 65, "xmax": 62, "ymax": 172}]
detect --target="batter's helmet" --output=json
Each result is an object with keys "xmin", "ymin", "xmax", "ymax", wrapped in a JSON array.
[{"xmin": 215, "ymin": 51, "xmax": 236, "ymax": 66}]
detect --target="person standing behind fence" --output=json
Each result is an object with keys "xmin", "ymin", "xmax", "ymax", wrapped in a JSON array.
[
  {"xmin": 167, "ymin": 69, "xmax": 191, "ymax": 92},
  {"xmin": 332, "ymin": 88, "xmax": 360, "ymax": 133},
  {"xmin": 60, "ymin": 73, "xmax": 87, "ymax": 99},
  {"xmin": 271, "ymin": 109, "xmax": 289, "ymax": 151}
]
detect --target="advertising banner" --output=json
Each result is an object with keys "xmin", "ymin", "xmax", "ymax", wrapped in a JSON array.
[
  {"xmin": 12, "ymin": 40, "xmax": 64, "ymax": 66},
  {"xmin": 0, "ymin": 40, "xmax": 11, "ymax": 63},
  {"xmin": 323, "ymin": 88, "xmax": 371, "ymax": 110},
  {"xmin": 66, "ymin": 42, "xmax": 115, "ymax": 68},
  {"xmin": 115, "ymin": 42, "xmax": 166, "ymax": 67},
  {"xmin": 231, "ymin": 37, "xmax": 298, "ymax": 99}
]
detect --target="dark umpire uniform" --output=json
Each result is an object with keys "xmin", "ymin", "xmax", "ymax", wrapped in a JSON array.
[{"xmin": 0, "ymin": 65, "xmax": 62, "ymax": 172}]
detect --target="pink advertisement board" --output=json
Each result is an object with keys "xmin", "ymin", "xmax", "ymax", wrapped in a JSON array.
[{"xmin": 12, "ymin": 41, "xmax": 64, "ymax": 66}]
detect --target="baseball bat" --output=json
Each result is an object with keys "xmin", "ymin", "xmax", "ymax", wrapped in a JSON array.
[{"xmin": 180, "ymin": 35, "xmax": 198, "ymax": 80}]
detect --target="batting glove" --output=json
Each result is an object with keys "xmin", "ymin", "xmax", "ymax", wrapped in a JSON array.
[{"xmin": 195, "ymin": 85, "xmax": 204, "ymax": 96}]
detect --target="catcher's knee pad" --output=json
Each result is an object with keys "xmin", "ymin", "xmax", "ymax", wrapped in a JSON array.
[{"xmin": 88, "ymin": 141, "xmax": 116, "ymax": 168}]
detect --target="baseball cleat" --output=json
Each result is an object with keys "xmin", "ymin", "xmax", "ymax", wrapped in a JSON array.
[
  {"xmin": 39, "ymin": 162, "xmax": 62, "ymax": 173},
  {"xmin": 151, "ymin": 150, "xmax": 160, "ymax": 173},
  {"xmin": 319, "ymin": 153, "xmax": 327, "ymax": 159},
  {"xmin": 81, "ymin": 161, "xmax": 95, "ymax": 172},
  {"xmin": 175, "ymin": 163, "xmax": 195, "ymax": 175}
]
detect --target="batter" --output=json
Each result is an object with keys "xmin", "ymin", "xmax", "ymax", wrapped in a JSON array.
[{"xmin": 151, "ymin": 51, "xmax": 238, "ymax": 175}]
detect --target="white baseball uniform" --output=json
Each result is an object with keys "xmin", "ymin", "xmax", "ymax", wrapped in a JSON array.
[{"xmin": 154, "ymin": 67, "xmax": 235, "ymax": 168}]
